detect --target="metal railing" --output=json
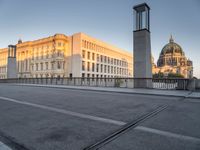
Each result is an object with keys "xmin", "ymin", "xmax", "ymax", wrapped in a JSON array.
[{"xmin": 0, "ymin": 77, "xmax": 190, "ymax": 90}]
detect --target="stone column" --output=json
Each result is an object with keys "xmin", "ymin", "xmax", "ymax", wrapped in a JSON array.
[
  {"xmin": 133, "ymin": 3, "xmax": 152, "ymax": 88},
  {"xmin": 7, "ymin": 45, "xmax": 17, "ymax": 78}
]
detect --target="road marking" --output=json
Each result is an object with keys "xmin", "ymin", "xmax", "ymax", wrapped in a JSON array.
[
  {"xmin": 0, "ymin": 96, "xmax": 126, "ymax": 126},
  {"xmin": 0, "ymin": 141, "xmax": 12, "ymax": 150},
  {"xmin": 135, "ymin": 126, "xmax": 200, "ymax": 143}
]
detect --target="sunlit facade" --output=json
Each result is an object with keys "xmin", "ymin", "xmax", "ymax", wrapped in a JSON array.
[{"xmin": 0, "ymin": 33, "xmax": 133, "ymax": 79}]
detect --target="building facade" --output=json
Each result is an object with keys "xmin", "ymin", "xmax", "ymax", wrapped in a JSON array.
[
  {"xmin": 153, "ymin": 36, "xmax": 193, "ymax": 78},
  {"xmin": 0, "ymin": 33, "xmax": 133, "ymax": 79}
]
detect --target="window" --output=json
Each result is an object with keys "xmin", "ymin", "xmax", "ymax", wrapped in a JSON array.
[
  {"xmin": 36, "ymin": 63, "xmax": 38, "ymax": 71},
  {"xmin": 51, "ymin": 63, "xmax": 54, "ymax": 70},
  {"xmin": 41, "ymin": 63, "xmax": 43, "ymax": 70},
  {"xmin": 104, "ymin": 56, "xmax": 107, "ymax": 63},
  {"xmin": 57, "ymin": 61, "xmax": 61, "ymax": 69},
  {"xmin": 104, "ymin": 65, "xmax": 107, "ymax": 73},
  {"xmin": 58, "ymin": 50, "xmax": 62, "ymax": 57},
  {"xmin": 87, "ymin": 62, "xmax": 90, "ymax": 71},
  {"xmin": 101, "ymin": 64, "xmax": 103, "ymax": 73},
  {"xmin": 108, "ymin": 66, "xmax": 110, "ymax": 73},
  {"xmin": 92, "ymin": 53, "xmax": 95, "ymax": 60},
  {"xmin": 108, "ymin": 57, "xmax": 110, "ymax": 64},
  {"xmin": 87, "ymin": 52, "xmax": 90, "ymax": 60},
  {"xmin": 100, "ymin": 55, "xmax": 103, "ymax": 62},
  {"xmin": 45, "ymin": 62, "xmax": 48, "ymax": 70},
  {"xmin": 82, "ymin": 50, "xmax": 85, "ymax": 58},
  {"xmin": 111, "ymin": 66, "xmax": 113, "ymax": 74},
  {"xmin": 96, "ymin": 64, "xmax": 99, "ymax": 72},
  {"xmin": 92, "ymin": 63, "xmax": 95, "ymax": 72},
  {"xmin": 82, "ymin": 73, "xmax": 85, "ymax": 78},
  {"xmin": 97, "ymin": 54, "xmax": 99, "ymax": 62},
  {"xmin": 58, "ymin": 42, "xmax": 62, "ymax": 47},
  {"xmin": 25, "ymin": 59, "xmax": 28, "ymax": 71},
  {"xmin": 82, "ymin": 61, "xmax": 85, "ymax": 71}
]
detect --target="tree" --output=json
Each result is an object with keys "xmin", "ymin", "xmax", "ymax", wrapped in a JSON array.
[
  {"xmin": 153, "ymin": 72, "xmax": 184, "ymax": 78},
  {"xmin": 167, "ymin": 73, "xmax": 184, "ymax": 78},
  {"xmin": 153, "ymin": 72, "xmax": 164, "ymax": 78}
]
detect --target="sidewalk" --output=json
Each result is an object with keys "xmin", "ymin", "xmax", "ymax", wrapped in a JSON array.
[{"xmin": 13, "ymin": 83, "xmax": 200, "ymax": 99}]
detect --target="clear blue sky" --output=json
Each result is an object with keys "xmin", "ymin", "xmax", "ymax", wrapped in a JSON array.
[{"xmin": 0, "ymin": 0, "xmax": 199, "ymax": 78}]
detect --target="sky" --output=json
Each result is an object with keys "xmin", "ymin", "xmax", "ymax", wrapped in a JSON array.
[{"xmin": 0, "ymin": 0, "xmax": 199, "ymax": 78}]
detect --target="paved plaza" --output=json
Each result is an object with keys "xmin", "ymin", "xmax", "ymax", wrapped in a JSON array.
[{"xmin": 0, "ymin": 84, "xmax": 199, "ymax": 150}]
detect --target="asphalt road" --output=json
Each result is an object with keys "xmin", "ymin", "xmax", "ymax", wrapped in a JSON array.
[{"xmin": 0, "ymin": 84, "xmax": 199, "ymax": 150}]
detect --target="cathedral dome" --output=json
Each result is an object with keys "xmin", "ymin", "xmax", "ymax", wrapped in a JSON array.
[{"xmin": 160, "ymin": 35, "xmax": 184, "ymax": 56}]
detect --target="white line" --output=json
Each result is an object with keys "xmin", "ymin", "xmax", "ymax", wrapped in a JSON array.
[
  {"xmin": 135, "ymin": 126, "xmax": 200, "ymax": 143},
  {"xmin": 0, "ymin": 96, "xmax": 126, "ymax": 126}
]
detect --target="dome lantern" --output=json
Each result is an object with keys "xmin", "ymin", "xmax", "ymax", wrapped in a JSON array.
[
  {"xmin": 169, "ymin": 35, "xmax": 174, "ymax": 43},
  {"xmin": 18, "ymin": 38, "xmax": 22, "ymax": 44}
]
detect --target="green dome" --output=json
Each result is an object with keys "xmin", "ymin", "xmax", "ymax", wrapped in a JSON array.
[{"xmin": 160, "ymin": 35, "xmax": 184, "ymax": 56}]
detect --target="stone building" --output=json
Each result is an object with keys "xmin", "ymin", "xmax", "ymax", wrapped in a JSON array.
[
  {"xmin": 0, "ymin": 33, "xmax": 133, "ymax": 79},
  {"xmin": 153, "ymin": 36, "xmax": 193, "ymax": 78}
]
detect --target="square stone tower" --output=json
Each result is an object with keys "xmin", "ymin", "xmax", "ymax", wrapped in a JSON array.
[
  {"xmin": 133, "ymin": 3, "xmax": 152, "ymax": 88},
  {"xmin": 7, "ymin": 45, "xmax": 17, "ymax": 78}
]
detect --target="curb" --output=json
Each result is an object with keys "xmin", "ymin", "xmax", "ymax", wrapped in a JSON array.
[{"xmin": 12, "ymin": 84, "xmax": 190, "ymax": 98}]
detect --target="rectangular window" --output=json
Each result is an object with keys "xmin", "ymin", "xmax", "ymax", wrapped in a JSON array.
[
  {"xmin": 25, "ymin": 59, "xmax": 28, "ymax": 71},
  {"xmin": 87, "ymin": 52, "xmax": 90, "ymax": 60},
  {"xmin": 87, "ymin": 73, "xmax": 90, "ymax": 78},
  {"xmin": 45, "ymin": 62, "xmax": 48, "ymax": 70},
  {"xmin": 82, "ymin": 50, "xmax": 85, "ymax": 58},
  {"xmin": 82, "ymin": 73, "xmax": 85, "ymax": 78},
  {"xmin": 36, "ymin": 63, "xmax": 38, "ymax": 71},
  {"xmin": 101, "ymin": 64, "xmax": 103, "ymax": 73},
  {"xmin": 104, "ymin": 65, "xmax": 107, "ymax": 73},
  {"xmin": 41, "ymin": 63, "xmax": 43, "ymax": 70},
  {"xmin": 100, "ymin": 55, "xmax": 103, "ymax": 62},
  {"xmin": 104, "ymin": 56, "xmax": 107, "ymax": 63},
  {"xmin": 57, "ymin": 62, "xmax": 61, "ymax": 69},
  {"xmin": 58, "ymin": 42, "xmax": 62, "ymax": 47},
  {"xmin": 92, "ymin": 53, "xmax": 95, "ymax": 60},
  {"xmin": 97, "ymin": 54, "xmax": 99, "ymax": 62},
  {"xmin": 82, "ymin": 61, "xmax": 85, "ymax": 71},
  {"xmin": 108, "ymin": 57, "xmax": 110, "ymax": 64},
  {"xmin": 96, "ymin": 64, "xmax": 99, "ymax": 72},
  {"xmin": 92, "ymin": 63, "xmax": 95, "ymax": 72},
  {"xmin": 51, "ymin": 63, "xmax": 54, "ymax": 70},
  {"xmin": 87, "ymin": 62, "xmax": 90, "ymax": 71}
]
